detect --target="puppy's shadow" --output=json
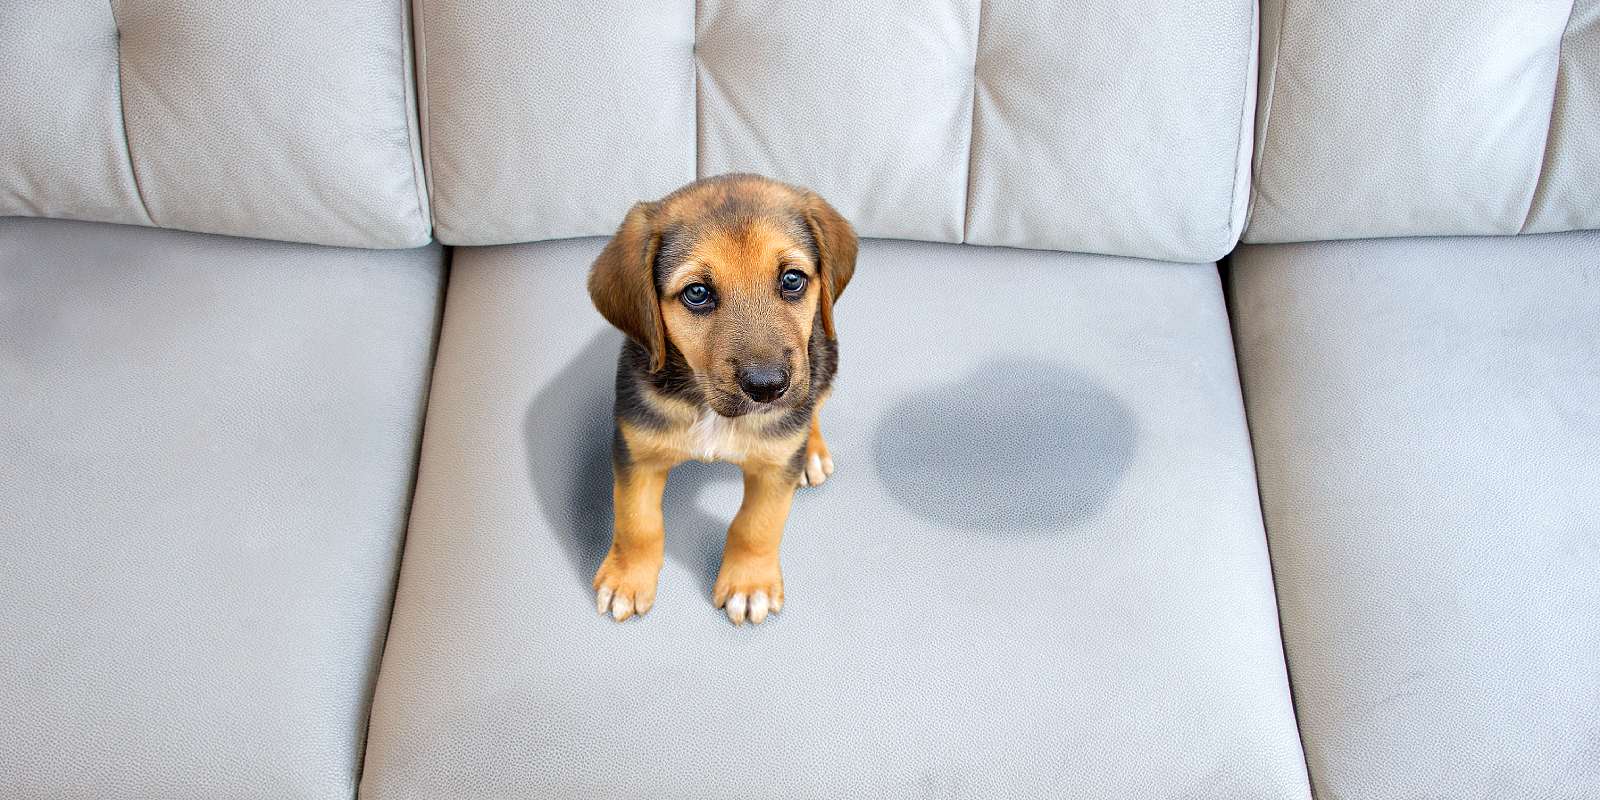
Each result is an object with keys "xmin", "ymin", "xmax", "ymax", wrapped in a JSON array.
[{"xmin": 525, "ymin": 331, "xmax": 737, "ymax": 599}]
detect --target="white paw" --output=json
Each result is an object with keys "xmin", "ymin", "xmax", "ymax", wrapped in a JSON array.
[
  {"xmin": 719, "ymin": 590, "xmax": 782, "ymax": 625},
  {"xmin": 797, "ymin": 453, "xmax": 835, "ymax": 488},
  {"xmin": 594, "ymin": 581, "xmax": 653, "ymax": 622}
]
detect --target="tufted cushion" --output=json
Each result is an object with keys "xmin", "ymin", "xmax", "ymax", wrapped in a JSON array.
[
  {"xmin": 697, "ymin": 0, "xmax": 978, "ymax": 244},
  {"xmin": 417, "ymin": 0, "xmax": 1259, "ymax": 261},
  {"xmin": 965, "ymin": 0, "xmax": 1257, "ymax": 259},
  {"xmin": 418, "ymin": 1, "xmax": 696, "ymax": 245},
  {"xmin": 0, "ymin": 0, "xmax": 430, "ymax": 248},
  {"xmin": 1526, "ymin": 1, "xmax": 1600, "ymax": 234},
  {"xmin": 1246, "ymin": 0, "xmax": 1600, "ymax": 243}
]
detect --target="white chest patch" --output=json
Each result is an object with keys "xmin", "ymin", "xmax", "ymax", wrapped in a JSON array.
[{"xmin": 686, "ymin": 409, "xmax": 746, "ymax": 463}]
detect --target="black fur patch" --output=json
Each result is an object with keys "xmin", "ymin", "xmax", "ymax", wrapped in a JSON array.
[
  {"xmin": 613, "ymin": 338, "xmax": 706, "ymax": 432},
  {"xmin": 654, "ymin": 222, "xmax": 690, "ymax": 292},
  {"xmin": 785, "ymin": 437, "xmax": 811, "ymax": 477},
  {"xmin": 610, "ymin": 421, "xmax": 632, "ymax": 470}
]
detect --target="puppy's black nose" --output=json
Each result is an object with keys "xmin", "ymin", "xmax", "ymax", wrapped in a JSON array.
[{"xmin": 737, "ymin": 365, "xmax": 790, "ymax": 403}]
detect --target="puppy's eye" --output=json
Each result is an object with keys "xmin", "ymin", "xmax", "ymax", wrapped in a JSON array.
[
  {"xmin": 680, "ymin": 283, "xmax": 713, "ymax": 309},
  {"xmin": 780, "ymin": 269, "xmax": 807, "ymax": 294}
]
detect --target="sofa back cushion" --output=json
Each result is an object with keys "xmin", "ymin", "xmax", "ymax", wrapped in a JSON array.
[
  {"xmin": 0, "ymin": 0, "xmax": 430, "ymax": 248},
  {"xmin": 1246, "ymin": 0, "xmax": 1599, "ymax": 243},
  {"xmin": 418, "ymin": 0, "xmax": 1259, "ymax": 262}
]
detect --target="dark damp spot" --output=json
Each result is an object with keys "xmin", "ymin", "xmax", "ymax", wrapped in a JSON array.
[{"xmin": 872, "ymin": 358, "xmax": 1136, "ymax": 533}]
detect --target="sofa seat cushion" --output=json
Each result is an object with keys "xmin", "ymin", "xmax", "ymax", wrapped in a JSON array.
[
  {"xmin": 360, "ymin": 238, "xmax": 1309, "ymax": 798},
  {"xmin": 1230, "ymin": 231, "xmax": 1600, "ymax": 799},
  {"xmin": 0, "ymin": 218, "xmax": 445, "ymax": 798}
]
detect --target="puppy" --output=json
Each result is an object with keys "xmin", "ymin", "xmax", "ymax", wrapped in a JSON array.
[{"xmin": 587, "ymin": 174, "xmax": 857, "ymax": 625}]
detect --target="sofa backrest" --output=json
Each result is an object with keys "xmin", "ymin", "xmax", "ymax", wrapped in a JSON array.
[
  {"xmin": 0, "ymin": 0, "xmax": 430, "ymax": 249},
  {"xmin": 418, "ymin": 0, "xmax": 1259, "ymax": 262},
  {"xmin": 1245, "ymin": 0, "xmax": 1599, "ymax": 243},
  {"xmin": 1, "ymin": 2, "xmax": 1260, "ymax": 259}
]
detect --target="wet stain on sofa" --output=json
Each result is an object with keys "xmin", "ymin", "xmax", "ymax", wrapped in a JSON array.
[{"xmin": 872, "ymin": 358, "xmax": 1135, "ymax": 533}]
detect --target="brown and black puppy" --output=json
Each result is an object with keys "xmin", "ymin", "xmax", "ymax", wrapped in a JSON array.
[{"xmin": 587, "ymin": 174, "xmax": 857, "ymax": 625}]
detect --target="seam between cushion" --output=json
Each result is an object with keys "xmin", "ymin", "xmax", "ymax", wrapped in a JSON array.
[
  {"xmin": 1222, "ymin": 0, "xmax": 1258, "ymax": 254},
  {"xmin": 694, "ymin": 0, "xmax": 702, "ymax": 179},
  {"xmin": 959, "ymin": 0, "xmax": 983, "ymax": 244},
  {"xmin": 1518, "ymin": 0, "xmax": 1576, "ymax": 235},
  {"xmin": 409, "ymin": 0, "xmax": 436, "ymax": 240},
  {"xmin": 402, "ymin": 0, "xmax": 432, "ymax": 241},
  {"xmin": 1245, "ymin": 0, "xmax": 1289, "ymax": 237},
  {"xmin": 1220, "ymin": 261, "xmax": 1319, "ymax": 800},
  {"xmin": 350, "ymin": 245, "xmax": 452, "ymax": 798},
  {"xmin": 108, "ymin": 1, "xmax": 153, "ymax": 226}
]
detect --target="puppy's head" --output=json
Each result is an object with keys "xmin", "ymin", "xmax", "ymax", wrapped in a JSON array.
[{"xmin": 589, "ymin": 174, "xmax": 857, "ymax": 417}]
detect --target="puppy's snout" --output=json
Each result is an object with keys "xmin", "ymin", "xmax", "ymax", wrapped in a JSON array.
[{"xmin": 736, "ymin": 364, "xmax": 790, "ymax": 404}]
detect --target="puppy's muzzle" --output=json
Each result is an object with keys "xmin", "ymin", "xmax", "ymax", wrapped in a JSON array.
[{"xmin": 736, "ymin": 363, "xmax": 790, "ymax": 404}]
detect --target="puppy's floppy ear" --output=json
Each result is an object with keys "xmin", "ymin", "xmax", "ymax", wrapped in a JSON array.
[
  {"xmin": 800, "ymin": 192, "xmax": 857, "ymax": 339},
  {"xmin": 588, "ymin": 201, "xmax": 668, "ymax": 371}
]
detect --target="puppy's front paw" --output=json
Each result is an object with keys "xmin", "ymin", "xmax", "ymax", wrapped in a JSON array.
[
  {"xmin": 593, "ymin": 549, "xmax": 662, "ymax": 622},
  {"xmin": 797, "ymin": 438, "xmax": 835, "ymax": 488},
  {"xmin": 712, "ymin": 554, "xmax": 784, "ymax": 625}
]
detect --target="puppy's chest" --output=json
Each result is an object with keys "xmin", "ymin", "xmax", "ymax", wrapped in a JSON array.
[
  {"xmin": 624, "ymin": 397, "xmax": 797, "ymax": 467},
  {"xmin": 682, "ymin": 410, "xmax": 752, "ymax": 463}
]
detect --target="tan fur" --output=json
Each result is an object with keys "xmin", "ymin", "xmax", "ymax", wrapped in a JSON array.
[
  {"xmin": 587, "ymin": 202, "xmax": 668, "ymax": 370},
  {"xmin": 591, "ymin": 462, "xmax": 669, "ymax": 621},
  {"xmin": 656, "ymin": 217, "xmax": 820, "ymax": 407},
  {"xmin": 587, "ymin": 175, "xmax": 856, "ymax": 625}
]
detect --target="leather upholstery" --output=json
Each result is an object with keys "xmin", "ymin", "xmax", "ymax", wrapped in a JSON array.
[
  {"xmin": 964, "ymin": 0, "xmax": 1258, "ymax": 258},
  {"xmin": 1525, "ymin": 1, "xmax": 1600, "ymax": 234},
  {"xmin": 359, "ymin": 238, "xmax": 1310, "ymax": 798},
  {"xmin": 417, "ymin": 0, "xmax": 696, "ymax": 245},
  {"xmin": 696, "ymin": 0, "xmax": 976, "ymax": 244},
  {"xmin": 0, "ymin": 4, "xmax": 148, "ymax": 229},
  {"xmin": 415, "ymin": 0, "xmax": 1259, "ymax": 261},
  {"xmin": 3, "ymin": 1, "xmax": 1594, "ymax": 795},
  {"xmin": 1246, "ymin": 0, "xmax": 1600, "ymax": 242},
  {"xmin": 0, "ymin": 217, "xmax": 445, "ymax": 798},
  {"xmin": 1231, "ymin": 231, "xmax": 1600, "ymax": 799},
  {"xmin": 0, "ymin": 1, "xmax": 430, "ymax": 248}
]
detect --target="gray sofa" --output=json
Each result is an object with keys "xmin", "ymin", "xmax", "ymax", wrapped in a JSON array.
[{"xmin": 1, "ymin": 2, "xmax": 1594, "ymax": 798}]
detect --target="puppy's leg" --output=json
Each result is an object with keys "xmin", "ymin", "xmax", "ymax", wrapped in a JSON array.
[
  {"xmin": 594, "ymin": 460, "xmax": 669, "ymax": 621},
  {"xmin": 797, "ymin": 397, "xmax": 836, "ymax": 488},
  {"xmin": 714, "ymin": 462, "xmax": 796, "ymax": 625}
]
